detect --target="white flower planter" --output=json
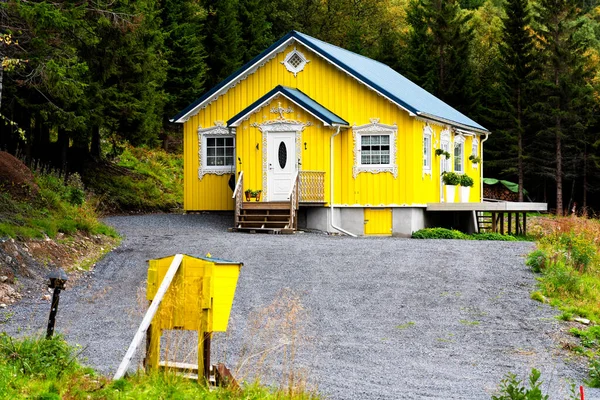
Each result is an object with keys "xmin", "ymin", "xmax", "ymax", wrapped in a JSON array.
[
  {"xmin": 444, "ymin": 185, "xmax": 457, "ymax": 203},
  {"xmin": 460, "ymin": 186, "xmax": 471, "ymax": 202}
]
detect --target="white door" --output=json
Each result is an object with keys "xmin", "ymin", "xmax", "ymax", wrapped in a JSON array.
[
  {"xmin": 267, "ymin": 132, "xmax": 297, "ymax": 201},
  {"xmin": 440, "ymin": 140, "xmax": 450, "ymax": 202}
]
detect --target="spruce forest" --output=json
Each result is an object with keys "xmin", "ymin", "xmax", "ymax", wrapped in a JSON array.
[{"xmin": 1, "ymin": 0, "xmax": 599, "ymax": 214}]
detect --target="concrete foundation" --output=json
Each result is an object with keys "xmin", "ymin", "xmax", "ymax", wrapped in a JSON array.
[{"xmin": 304, "ymin": 206, "xmax": 427, "ymax": 237}]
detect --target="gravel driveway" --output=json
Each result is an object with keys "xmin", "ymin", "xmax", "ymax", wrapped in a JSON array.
[{"xmin": 2, "ymin": 213, "xmax": 594, "ymax": 399}]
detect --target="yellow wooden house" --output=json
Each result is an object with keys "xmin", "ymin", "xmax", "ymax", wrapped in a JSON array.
[{"xmin": 172, "ymin": 31, "xmax": 490, "ymax": 236}]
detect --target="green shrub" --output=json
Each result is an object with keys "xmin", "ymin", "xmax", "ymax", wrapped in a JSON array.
[
  {"xmin": 570, "ymin": 326, "xmax": 600, "ymax": 348},
  {"xmin": 492, "ymin": 368, "xmax": 548, "ymax": 400},
  {"xmin": 530, "ymin": 291, "xmax": 545, "ymax": 303},
  {"xmin": 472, "ymin": 233, "xmax": 517, "ymax": 241},
  {"xmin": 559, "ymin": 233, "xmax": 597, "ymax": 273},
  {"xmin": 526, "ymin": 249, "xmax": 548, "ymax": 273},
  {"xmin": 460, "ymin": 174, "xmax": 474, "ymax": 187},
  {"xmin": 588, "ymin": 357, "xmax": 600, "ymax": 388},
  {"xmin": 442, "ymin": 171, "xmax": 461, "ymax": 186},
  {"xmin": 412, "ymin": 228, "xmax": 468, "ymax": 239}
]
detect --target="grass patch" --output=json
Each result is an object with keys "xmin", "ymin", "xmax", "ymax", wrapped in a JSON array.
[
  {"xmin": 0, "ymin": 172, "xmax": 118, "ymax": 241},
  {"xmin": 396, "ymin": 321, "xmax": 415, "ymax": 330},
  {"xmin": 411, "ymin": 228, "xmax": 517, "ymax": 241},
  {"xmin": 0, "ymin": 334, "xmax": 321, "ymax": 399},
  {"xmin": 526, "ymin": 215, "xmax": 600, "ymax": 386},
  {"xmin": 83, "ymin": 145, "xmax": 183, "ymax": 213}
]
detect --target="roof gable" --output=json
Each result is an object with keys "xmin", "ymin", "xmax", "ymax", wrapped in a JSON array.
[
  {"xmin": 173, "ymin": 31, "xmax": 488, "ymax": 133},
  {"xmin": 227, "ymin": 85, "xmax": 348, "ymax": 127}
]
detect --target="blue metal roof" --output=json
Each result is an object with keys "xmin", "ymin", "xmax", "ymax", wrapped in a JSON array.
[
  {"xmin": 227, "ymin": 85, "xmax": 348, "ymax": 127},
  {"xmin": 173, "ymin": 31, "xmax": 488, "ymax": 132}
]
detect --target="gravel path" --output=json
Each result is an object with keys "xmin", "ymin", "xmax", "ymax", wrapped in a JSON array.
[{"xmin": 2, "ymin": 213, "xmax": 595, "ymax": 399}]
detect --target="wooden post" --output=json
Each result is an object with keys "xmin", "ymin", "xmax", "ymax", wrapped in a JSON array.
[
  {"xmin": 492, "ymin": 212, "xmax": 497, "ymax": 233},
  {"xmin": 523, "ymin": 213, "xmax": 527, "ymax": 236},
  {"xmin": 516, "ymin": 213, "xmax": 520, "ymax": 235},
  {"xmin": 508, "ymin": 212, "xmax": 512, "ymax": 235},
  {"xmin": 500, "ymin": 212, "xmax": 505, "ymax": 235}
]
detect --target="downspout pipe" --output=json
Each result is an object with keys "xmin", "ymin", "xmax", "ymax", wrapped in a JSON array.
[
  {"xmin": 480, "ymin": 131, "xmax": 490, "ymax": 202},
  {"xmin": 330, "ymin": 125, "xmax": 357, "ymax": 237}
]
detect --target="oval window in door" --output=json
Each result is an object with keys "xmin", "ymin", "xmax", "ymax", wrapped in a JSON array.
[{"xmin": 278, "ymin": 141, "xmax": 287, "ymax": 169}]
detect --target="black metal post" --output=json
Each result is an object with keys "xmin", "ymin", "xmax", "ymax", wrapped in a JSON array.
[{"xmin": 46, "ymin": 287, "xmax": 62, "ymax": 338}]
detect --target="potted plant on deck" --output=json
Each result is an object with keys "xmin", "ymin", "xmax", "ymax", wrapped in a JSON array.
[
  {"xmin": 442, "ymin": 171, "xmax": 460, "ymax": 202},
  {"xmin": 244, "ymin": 189, "xmax": 262, "ymax": 201},
  {"xmin": 459, "ymin": 174, "xmax": 474, "ymax": 202}
]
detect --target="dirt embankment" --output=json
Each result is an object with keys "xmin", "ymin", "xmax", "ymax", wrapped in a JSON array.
[{"xmin": 0, "ymin": 151, "xmax": 118, "ymax": 306}]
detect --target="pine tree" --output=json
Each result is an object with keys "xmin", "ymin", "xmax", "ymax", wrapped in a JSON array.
[
  {"xmin": 239, "ymin": 0, "xmax": 273, "ymax": 63},
  {"xmin": 531, "ymin": 0, "xmax": 594, "ymax": 215},
  {"xmin": 494, "ymin": 0, "xmax": 535, "ymax": 201},
  {"xmin": 161, "ymin": 0, "xmax": 208, "ymax": 123},
  {"xmin": 402, "ymin": 0, "xmax": 476, "ymax": 114},
  {"xmin": 202, "ymin": 0, "xmax": 242, "ymax": 88}
]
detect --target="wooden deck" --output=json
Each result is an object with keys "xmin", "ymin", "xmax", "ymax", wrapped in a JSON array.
[
  {"xmin": 426, "ymin": 201, "xmax": 547, "ymax": 212},
  {"xmin": 426, "ymin": 201, "xmax": 547, "ymax": 235}
]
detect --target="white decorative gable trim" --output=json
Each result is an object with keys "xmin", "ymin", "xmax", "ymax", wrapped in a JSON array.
[
  {"xmin": 352, "ymin": 118, "xmax": 398, "ymax": 179},
  {"xmin": 282, "ymin": 47, "xmax": 309, "ymax": 76},
  {"xmin": 197, "ymin": 121, "xmax": 235, "ymax": 180}
]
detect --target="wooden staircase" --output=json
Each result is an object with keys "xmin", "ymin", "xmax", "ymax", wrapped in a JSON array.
[
  {"xmin": 235, "ymin": 202, "xmax": 295, "ymax": 234},
  {"xmin": 476, "ymin": 211, "xmax": 493, "ymax": 233}
]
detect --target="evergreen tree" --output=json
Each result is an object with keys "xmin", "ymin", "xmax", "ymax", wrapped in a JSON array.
[
  {"xmin": 531, "ymin": 0, "xmax": 594, "ymax": 215},
  {"xmin": 239, "ymin": 0, "xmax": 273, "ymax": 63},
  {"xmin": 202, "ymin": 0, "xmax": 242, "ymax": 88},
  {"xmin": 161, "ymin": 0, "xmax": 208, "ymax": 124},
  {"xmin": 402, "ymin": 0, "xmax": 476, "ymax": 114},
  {"xmin": 494, "ymin": 0, "xmax": 535, "ymax": 201}
]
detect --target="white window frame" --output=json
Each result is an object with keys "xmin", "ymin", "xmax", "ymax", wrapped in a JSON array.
[
  {"xmin": 423, "ymin": 126, "xmax": 433, "ymax": 174},
  {"xmin": 353, "ymin": 119, "xmax": 398, "ymax": 178},
  {"xmin": 282, "ymin": 47, "xmax": 309, "ymax": 77},
  {"xmin": 471, "ymin": 137, "xmax": 479, "ymax": 169},
  {"xmin": 198, "ymin": 124, "xmax": 235, "ymax": 180},
  {"xmin": 454, "ymin": 135, "xmax": 465, "ymax": 174}
]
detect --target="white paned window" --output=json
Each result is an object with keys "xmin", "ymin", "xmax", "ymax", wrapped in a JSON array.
[
  {"xmin": 471, "ymin": 138, "xmax": 479, "ymax": 168},
  {"xmin": 361, "ymin": 134, "xmax": 390, "ymax": 165},
  {"xmin": 282, "ymin": 48, "xmax": 309, "ymax": 76},
  {"xmin": 423, "ymin": 126, "xmax": 432, "ymax": 173},
  {"xmin": 454, "ymin": 135, "xmax": 465, "ymax": 173},
  {"xmin": 352, "ymin": 119, "xmax": 398, "ymax": 178},
  {"xmin": 198, "ymin": 124, "xmax": 235, "ymax": 180}
]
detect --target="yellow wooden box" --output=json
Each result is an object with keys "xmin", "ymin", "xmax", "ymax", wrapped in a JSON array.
[{"xmin": 146, "ymin": 254, "xmax": 242, "ymax": 332}]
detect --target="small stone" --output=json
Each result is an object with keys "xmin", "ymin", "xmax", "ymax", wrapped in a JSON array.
[
  {"xmin": 42, "ymin": 294, "xmax": 51, "ymax": 301},
  {"xmin": 0, "ymin": 304, "xmax": 6, "ymax": 308},
  {"xmin": 5, "ymin": 256, "xmax": 11, "ymax": 264},
  {"xmin": 574, "ymin": 317, "xmax": 590, "ymax": 325},
  {"xmin": 0, "ymin": 276, "xmax": 7, "ymax": 283}
]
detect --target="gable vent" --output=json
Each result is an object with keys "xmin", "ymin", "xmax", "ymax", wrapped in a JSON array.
[{"xmin": 282, "ymin": 47, "xmax": 308, "ymax": 77}]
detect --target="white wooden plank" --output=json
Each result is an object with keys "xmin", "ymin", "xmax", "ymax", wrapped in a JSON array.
[{"xmin": 113, "ymin": 254, "xmax": 184, "ymax": 380}]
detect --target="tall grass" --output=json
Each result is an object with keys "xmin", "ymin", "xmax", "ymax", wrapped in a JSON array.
[
  {"xmin": 527, "ymin": 216, "xmax": 600, "ymax": 387},
  {"xmin": 527, "ymin": 216, "xmax": 600, "ymax": 322},
  {"xmin": 0, "ymin": 333, "xmax": 321, "ymax": 399},
  {"xmin": 0, "ymin": 171, "xmax": 117, "ymax": 240}
]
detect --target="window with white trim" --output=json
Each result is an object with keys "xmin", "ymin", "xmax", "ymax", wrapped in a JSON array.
[
  {"xmin": 352, "ymin": 120, "xmax": 398, "ymax": 178},
  {"xmin": 361, "ymin": 134, "xmax": 390, "ymax": 165},
  {"xmin": 454, "ymin": 136, "xmax": 464, "ymax": 173},
  {"xmin": 198, "ymin": 124, "xmax": 235, "ymax": 180},
  {"xmin": 423, "ymin": 126, "xmax": 432, "ymax": 172},
  {"xmin": 471, "ymin": 138, "xmax": 479, "ymax": 168},
  {"xmin": 282, "ymin": 48, "xmax": 308, "ymax": 76}
]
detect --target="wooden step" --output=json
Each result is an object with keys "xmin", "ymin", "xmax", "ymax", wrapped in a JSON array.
[{"xmin": 242, "ymin": 202, "xmax": 290, "ymax": 210}]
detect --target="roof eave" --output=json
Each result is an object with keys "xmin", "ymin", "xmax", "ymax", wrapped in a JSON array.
[{"xmin": 416, "ymin": 112, "xmax": 489, "ymax": 135}]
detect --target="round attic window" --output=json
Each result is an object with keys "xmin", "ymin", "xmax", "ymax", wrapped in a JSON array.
[{"xmin": 282, "ymin": 48, "xmax": 309, "ymax": 77}]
